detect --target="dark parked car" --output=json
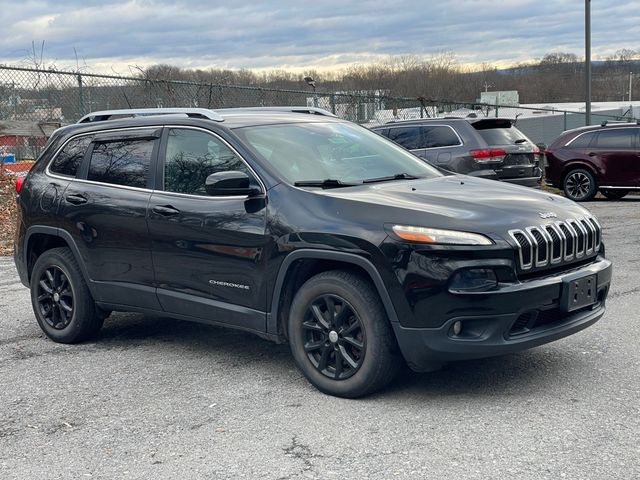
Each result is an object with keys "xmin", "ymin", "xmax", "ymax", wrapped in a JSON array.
[
  {"xmin": 371, "ymin": 117, "xmax": 543, "ymax": 186},
  {"xmin": 545, "ymin": 122, "xmax": 640, "ymax": 201},
  {"xmin": 14, "ymin": 107, "xmax": 611, "ymax": 397}
]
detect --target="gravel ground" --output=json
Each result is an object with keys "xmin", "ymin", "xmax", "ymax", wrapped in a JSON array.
[{"xmin": 0, "ymin": 199, "xmax": 638, "ymax": 480}]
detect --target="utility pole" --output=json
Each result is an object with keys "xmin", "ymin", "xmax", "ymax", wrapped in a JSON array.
[
  {"xmin": 585, "ymin": 0, "xmax": 591, "ymax": 125},
  {"xmin": 629, "ymin": 72, "xmax": 633, "ymax": 102}
]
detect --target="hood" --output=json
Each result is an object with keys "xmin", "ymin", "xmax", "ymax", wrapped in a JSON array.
[{"xmin": 316, "ymin": 175, "xmax": 590, "ymax": 234}]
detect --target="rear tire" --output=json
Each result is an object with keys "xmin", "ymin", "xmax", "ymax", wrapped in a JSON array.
[
  {"xmin": 600, "ymin": 189, "xmax": 628, "ymax": 200},
  {"xmin": 30, "ymin": 247, "xmax": 104, "ymax": 343},
  {"xmin": 287, "ymin": 270, "xmax": 402, "ymax": 398},
  {"xmin": 563, "ymin": 168, "xmax": 596, "ymax": 202}
]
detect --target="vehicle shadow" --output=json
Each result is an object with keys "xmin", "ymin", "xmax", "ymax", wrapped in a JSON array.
[
  {"xmin": 92, "ymin": 312, "xmax": 587, "ymax": 400},
  {"xmin": 588, "ymin": 196, "xmax": 640, "ymax": 203}
]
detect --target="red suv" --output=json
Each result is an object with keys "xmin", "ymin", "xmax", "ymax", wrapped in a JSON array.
[{"xmin": 545, "ymin": 122, "xmax": 640, "ymax": 201}]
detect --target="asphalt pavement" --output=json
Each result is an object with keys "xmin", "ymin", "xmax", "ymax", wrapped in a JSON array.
[{"xmin": 0, "ymin": 199, "xmax": 638, "ymax": 479}]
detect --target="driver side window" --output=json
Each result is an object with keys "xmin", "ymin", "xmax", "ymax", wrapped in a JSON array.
[{"xmin": 163, "ymin": 128, "xmax": 252, "ymax": 196}]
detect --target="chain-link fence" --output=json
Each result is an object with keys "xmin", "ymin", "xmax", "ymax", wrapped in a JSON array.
[{"xmin": 1, "ymin": 65, "xmax": 637, "ymax": 162}]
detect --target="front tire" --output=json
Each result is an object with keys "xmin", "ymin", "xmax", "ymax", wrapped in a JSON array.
[
  {"xmin": 287, "ymin": 270, "xmax": 402, "ymax": 398},
  {"xmin": 600, "ymin": 189, "xmax": 628, "ymax": 200},
  {"xmin": 563, "ymin": 168, "xmax": 597, "ymax": 202},
  {"xmin": 30, "ymin": 247, "xmax": 104, "ymax": 343}
]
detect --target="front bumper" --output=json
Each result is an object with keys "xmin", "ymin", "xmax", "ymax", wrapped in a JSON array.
[{"xmin": 392, "ymin": 257, "xmax": 612, "ymax": 371}]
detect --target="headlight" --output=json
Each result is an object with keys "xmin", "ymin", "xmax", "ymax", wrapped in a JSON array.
[{"xmin": 391, "ymin": 225, "xmax": 493, "ymax": 245}]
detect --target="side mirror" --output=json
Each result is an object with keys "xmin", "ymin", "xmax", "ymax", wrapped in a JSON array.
[{"xmin": 205, "ymin": 171, "xmax": 260, "ymax": 196}]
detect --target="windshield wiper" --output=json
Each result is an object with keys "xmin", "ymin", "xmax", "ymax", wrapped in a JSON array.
[
  {"xmin": 514, "ymin": 139, "xmax": 528, "ymax": 144},
  {"xmin": 294, "ymin": 179, "xmax": 360, "ymax": 189},
  {"xmin": 362, "ymin": 173, "xmax": 420, "ymax": 184}
]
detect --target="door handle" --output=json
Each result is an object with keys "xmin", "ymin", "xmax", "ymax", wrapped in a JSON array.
[
  {"xmin": 588, "ymin": 152, "xmax": 597, "ymax": 156},
  {"xmin": 65, "ymin": 194, "xmax": 88, "ymax": 205},
  {"xmin": 152, "ymin": 205, "xmax": 180, "ymax": 216}
]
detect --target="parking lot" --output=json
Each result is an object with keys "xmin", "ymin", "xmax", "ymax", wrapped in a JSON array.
[{"xmin": 0, "ymin": 198, "xmax": 638, "ymax": 479}]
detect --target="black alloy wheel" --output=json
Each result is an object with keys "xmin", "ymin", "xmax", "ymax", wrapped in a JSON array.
[
  {"xmin": 36, "ymin": 265, "xmax": 74, "ymax": 329},
  {"xmin": 30, "ymin": 247, "xmax": 104, "ymax": 343},
  {"xmin": 288, "ymin": 270, "xmax": 402, "ymax": 398},
  {"xmin": 302, "ymin": 294, "xmax": 365, "ymax": 380}
]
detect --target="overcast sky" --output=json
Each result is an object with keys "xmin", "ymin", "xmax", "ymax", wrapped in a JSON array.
[{"xmin": 1, "ymin": 0, "xmax": 638, "ymax": 74}]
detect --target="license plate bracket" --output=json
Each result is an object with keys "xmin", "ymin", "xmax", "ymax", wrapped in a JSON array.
[{"xmin": 561, "ymin": 274, "xmax": 597, "ymax": 312}]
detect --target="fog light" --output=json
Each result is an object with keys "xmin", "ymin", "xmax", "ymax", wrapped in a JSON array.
[
  {"xmin": 452, "ymin": 321, "xmax": 462, "ymax": 336},
  {"xmin": 449, "ymin": 268, "xmax": 498, "ymax": 293}
]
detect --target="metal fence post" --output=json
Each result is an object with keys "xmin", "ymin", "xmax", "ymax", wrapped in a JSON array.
[
  {"xmin": 77, "ymin": 74, "xmax": 85, "ymax": 116},
  {"xmin": 330, "ymin": 94, "xmax": 336, "ymax": 114},
  {"xmin": 495, "ymin": 104, "xmax": 499, "ymax": 118}
]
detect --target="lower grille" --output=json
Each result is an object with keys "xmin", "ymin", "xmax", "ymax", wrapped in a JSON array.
[{"xmin": 509, "ymin": 305, "xmax": 595, "ymax": 337}]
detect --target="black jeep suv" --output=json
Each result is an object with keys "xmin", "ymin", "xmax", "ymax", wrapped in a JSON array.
[
  {"xmin": 14, "ymin": 107, "xmax": 612, "ymax": 397},
  {"xmin": 372, "ymin": 117, "xmax": 543, "ymax": 186}
]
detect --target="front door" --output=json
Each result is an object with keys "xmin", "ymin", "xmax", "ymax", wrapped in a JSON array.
[{"xmin": 147, "ymin": 127, "xmax": 268, "ymax": 332}]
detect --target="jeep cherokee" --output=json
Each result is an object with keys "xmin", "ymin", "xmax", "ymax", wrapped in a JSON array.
[{"xmin": 13, "ymin": 107, "xmax": 612, "ymax": 397}]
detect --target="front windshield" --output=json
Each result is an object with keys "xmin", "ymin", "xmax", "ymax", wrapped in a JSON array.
[{"xmin": 234, "ymin": 121, "xmax": 442, "ymax": 185}]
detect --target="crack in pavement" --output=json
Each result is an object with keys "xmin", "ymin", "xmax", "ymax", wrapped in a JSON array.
[{"xmin": 279, "ymin": 435, "xmax": 324, "ymax": 480}]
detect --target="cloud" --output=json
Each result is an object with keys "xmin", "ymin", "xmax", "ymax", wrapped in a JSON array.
[{"xmin": 1, "ymin": 0, "xmax": 638, "ymax": 73}]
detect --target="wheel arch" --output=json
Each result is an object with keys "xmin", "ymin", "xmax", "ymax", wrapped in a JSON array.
[
  {"xmin": 24, "ymin": 226, "xmax": 95, "ymax": 296},
  {"xmin": 560, "ymin": 162, "xmax": 598, "ymax": 188},
  {"xmin": 267, "ymin": 249, "xmax": 399, "ymax": 340}
]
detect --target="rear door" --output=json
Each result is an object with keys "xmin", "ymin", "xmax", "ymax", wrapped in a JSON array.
[
  {"xmin": 472, "ymin": 119, "xmax": 540, "ymax": 180},
  {"xmin": 147, "ymin": 126, "xmax": 268, "ymax": 332},
  {"xmin": 58, "ymin": 128, "xmax": 161, "ymax": 309},
  {"xmin": 588, "ymin": 127, "xmax": 639, "ymax": 187}
]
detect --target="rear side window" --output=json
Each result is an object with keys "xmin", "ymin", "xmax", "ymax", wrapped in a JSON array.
[
  {"xmin": 163, "ymin": 128, "xmax": 251, "ymax": 196},
  {"xmin": 593, "ymin": 128, "xmax": 636, "ymax": 149},
  {"xmin": 423, "ymin": 126, "xmax": 461, "ymax": 148},
  {"xmin": 87, "ymin": 138, "xmax": 154, "ymax": 188},
  {"xmin": 49, "ymin": 136, "xmax": 91, "ymax": 177},
  {"xmin": 473, "ymin": 123, "xmax": 528, "ymax": 145},
  {"xmin": 387, "ymin": 127, "xmax": 424, "ymax": 149},
  {"xmin": 567, "ymin": 132, "xmax": 596, "ymax": 148}
]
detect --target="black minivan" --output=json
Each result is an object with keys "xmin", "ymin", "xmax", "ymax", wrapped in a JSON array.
[
  {"xmin": 372, "ymin": 117, "xmax": 543, "ymax": 186},
  {"xmin": 14, "ymin": 107, "xmax": 610, "ymax": 397}
]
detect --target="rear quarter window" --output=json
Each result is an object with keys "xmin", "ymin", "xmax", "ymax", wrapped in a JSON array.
[
  {"xmin": 423, "ymin": 126, "xmax": 461, "ymax": 147},
  {"xmin": 49, "ymin": 136, "xmax": 92, "ymax": 177},
  {"xmin": 566, "ymin": 132, "xmax": 596, "ymax": 148}
]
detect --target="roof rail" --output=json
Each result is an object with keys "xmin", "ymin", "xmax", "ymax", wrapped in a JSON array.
[
  {"xmin": 77, "ymin": 108, "xmax": 224, "ymax": 124},
  {"xmin": 217, "ymin": 106, "xmax": 337, "ymax": 117}
]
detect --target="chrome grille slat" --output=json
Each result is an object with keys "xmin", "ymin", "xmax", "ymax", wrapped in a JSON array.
[{"xmin": 509, "ymin": 216, "xmax": 601, "ymax": 271}]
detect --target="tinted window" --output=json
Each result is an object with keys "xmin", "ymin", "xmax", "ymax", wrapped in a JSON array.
[
  {"xmin": 87, "ymin": 138, "xmax": 154, "ymax": 188},
  {"xmin": 474, "ymin": 124, "xmax": 530, "ymax": 145},
  {"xmin": 164, "ymin": 128, "xmax": 251, "ymax": 196},
  {"xmin": 387, "ymin": 127, "xmax": 424, "ymax": 149},
  {"xmin": 423, "ymin": 126, "xmax": 460, "ymax": 148},
  {"xmin": 567, "ymin": 132, "xmax": 596, "ymax": 148},
  {"xmin": 594, "ymin": 128, "xmax": 636, "ymax": 149},
  {"xmin": 49, "ymin": 136, "xmax": 91, "ymax": 177}
]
